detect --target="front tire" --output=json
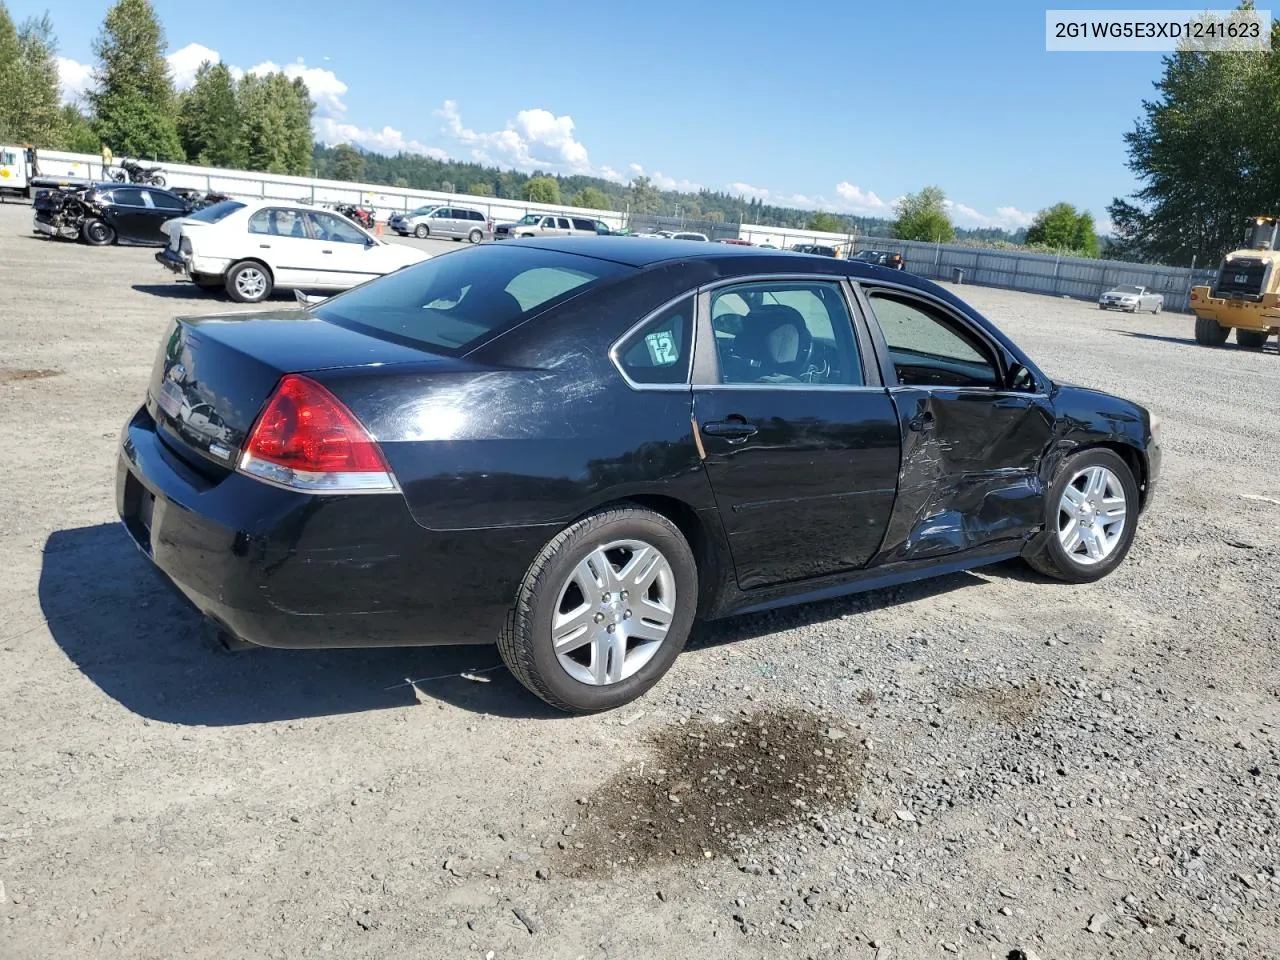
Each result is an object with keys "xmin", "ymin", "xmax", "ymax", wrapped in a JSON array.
[
  {"xmin": 468, "ymin": 228, "xmax": 483, "ymax": 244},
  {"xmin": 498, "ymin": 505, "xmax": 698, "ymax": 714},
  {"xmin": 1194, "ymin": 316, "xmax": 1230, "ymax": 346},
  {"xmin": 82, "ymin": 218, "xmax": 115, "ymax": 246},
  {"xmin": 1236, "ymin": 328, "xmax": 1269, "ymax": 349},
  {"xmin": 1023, "ymin": 448, "xmax": 1139, "ymax": 584},
  {"xmin": 225, "ymin": 261, "xmax": 273, "ymax": 303},
  {"xmin": 414, "ymin": 224, "xmax": 429, "ymax": 239}
]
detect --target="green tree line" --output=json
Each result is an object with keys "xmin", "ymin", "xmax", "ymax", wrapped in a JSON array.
[{"xmin": 0, "ymin": 0, "xmax": 312, "ymax": 175}]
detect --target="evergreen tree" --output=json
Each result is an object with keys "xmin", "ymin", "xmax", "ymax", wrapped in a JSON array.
[
  {"xmin": 284, "ymin": 77, "xmax": 313, "ymax": 175},
  {"xmin": 329, "ymin": 142, "xmax": 364, "ymax": 181},
  {"xmin": 177, "ymin": 62, "xmax": 239, "ymax": 166},
  {"xmin": 88, "ymin": 0, "xmax": 182, "ymax": 159}
]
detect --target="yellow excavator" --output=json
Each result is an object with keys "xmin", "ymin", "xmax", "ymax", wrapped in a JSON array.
[{"xmin": 1189, "ymin": 217, "xmax": 1280, "ymax": 348}]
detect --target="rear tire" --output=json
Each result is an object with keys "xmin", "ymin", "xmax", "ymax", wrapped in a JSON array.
[
  {"xmin": 152, "ymin": 174, "xmax": 166, "ymax": 187},
  {"xmin": 82, "ymin": 218, "xmax": 115, "ymax": 246},
  {"xmin": 1236, "ymin": 328, "xmax": 1269, "ymax": 349},
  {"xmin": 414, "ymin": 224, "xmax": 428, "ymax": 239},
  {"xmin": 1023, "ymin": 448, "xmax": 1140, "ymax": 584},
  {"xmin": 498, "ymin": 504, "xmax": 698, "ymax": 714},
  {"xmin": 226, "ymin": 261, "xmax": 273, "ymax": 303},
  {"xmin": 468, "ymin": 228, "xmax": 483, "ymax": 244},
  {"xmin": 1194, "ymin": 316, "xmax": 1229, "ymax": 346}
]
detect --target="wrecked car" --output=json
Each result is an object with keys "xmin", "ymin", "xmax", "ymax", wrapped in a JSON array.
[{"xmin": 116, "ymin": 237, "xmax": 1162, "ymax": 713}]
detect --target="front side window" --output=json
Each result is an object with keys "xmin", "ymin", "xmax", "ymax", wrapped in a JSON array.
[
  {"xmin": 540, "ymin": 217, "xmax": 555, "ymax": 229},
  {"xmin": 313, "ymin": 245, "xmax": 630, "ymax": 355},
  {"xmin": 866, "ymin": 291, "xmax": 1001, "ymax": 389},
  {"xmin": 615, "ymin": 297, "xmax": 693, "ymax": 386},
  {"xmin": 709, "ymin": 280, "xmax": 863, "ymax": 386},
  {"xmin": 310, "ymin": 211, "xmax": 368, "ymax": 244}
]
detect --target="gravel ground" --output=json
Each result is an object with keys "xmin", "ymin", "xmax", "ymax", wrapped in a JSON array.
[{"xmin": 0, "ymin": 201, "xmax": 1277, "ymax": 960}]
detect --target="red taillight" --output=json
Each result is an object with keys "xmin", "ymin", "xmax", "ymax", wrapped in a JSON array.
[{"xmin": 238, "ymin": 374, "xmax": 397, "ymax": 493}]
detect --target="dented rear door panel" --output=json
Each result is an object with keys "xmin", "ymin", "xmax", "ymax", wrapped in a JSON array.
[{"xmin": 876, "ymin": 387, "xmax": 1055, "ymax": 564}]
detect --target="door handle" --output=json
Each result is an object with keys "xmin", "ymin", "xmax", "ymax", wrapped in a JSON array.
[
  {"xmin": 258, "ymin": 244, "xmax": 271, "ymax": 249},
  {"xmin": 322, "ymin": 249, "xmax": 333, "ymax": 254},
  {"xmin": 907, "ymin": 410, "xmax": 936, "ymax": 432},
  {"xmin": 702, "ymin": 418, "xmax": 758, "ymax": 441}
]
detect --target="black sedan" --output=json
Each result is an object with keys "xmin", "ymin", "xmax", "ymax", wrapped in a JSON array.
[
  {"xmin": 116, "ymin": 238, "xmax": 1161, "ymax": 713},
  {"xmin": 34, "ymin": 183, "xmax": 193, "ymax": 246}
]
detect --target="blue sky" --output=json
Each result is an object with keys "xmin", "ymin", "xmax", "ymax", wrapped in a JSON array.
[{"xmin": 26, "ymin": 0, "xmax": 1174, "ymax": 229}]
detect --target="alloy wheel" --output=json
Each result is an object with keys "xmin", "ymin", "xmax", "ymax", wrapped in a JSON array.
[
  {"xmin": 235, "ymin": 267, "xmax": 267, "ymax": 300},
  {"xmin": 551, "ymin": 539, "xmax": 675, "ymax": 685},
  {"xmin": 1057, "ymin": 465, "xmax": 1128, "ymax": 566}
]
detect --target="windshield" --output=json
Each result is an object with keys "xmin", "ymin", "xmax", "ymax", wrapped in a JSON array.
[
  {"xmin": 517, "ymin": 214, "xmax": 541, "ymax": 225},
  {"xmin": 187, "ymin": 199, "xmax": 245, "ymax": 223},
  {"xmin": 1114, "ymin": 285, "xmax": 1143, "ymax": 294},
  {"xmin": 409, "ymin": 206, "xmax": 439, "ymax": 217},
  {"xmin": 313, "ymin": 245, "xmax": 630, "ymax": 355}
]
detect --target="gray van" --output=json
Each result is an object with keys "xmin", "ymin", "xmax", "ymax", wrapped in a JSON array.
[{"xmin": 389, "ymin": 205, "xmax": 492, "ymax": 242}]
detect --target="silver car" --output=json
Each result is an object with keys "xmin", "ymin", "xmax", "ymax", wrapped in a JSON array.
[
  {"xmin": 1098, "ymin": 284, "xmax": 1163, "ymax": 313},
  {"xmin": 389, "ymin": 204, "xmax": 492, "ymax": 242}
]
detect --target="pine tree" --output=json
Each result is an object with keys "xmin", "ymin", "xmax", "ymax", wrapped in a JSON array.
[
  {"xmin": 177, "ymin": 61, "xmax": 239, "ymax": 166},
  {"xmin": 283, "ymin": 76, "xmax": 313, "ymax": 175},
  {"xmin": 88, "ymin": 0, "xmax": 183, "ymax": 159}
]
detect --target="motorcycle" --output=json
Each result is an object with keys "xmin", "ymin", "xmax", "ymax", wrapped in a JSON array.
[
  {"xmin": 171, "ymin": 187, "xmax": 233, "ymax": 210},
  {"xmin": 333, "ymin": 203, "xmax": 375, "ymax": 229},
  {"xmin": 111, "ymin": 158, "xmax": 167, "ymax": 187}
]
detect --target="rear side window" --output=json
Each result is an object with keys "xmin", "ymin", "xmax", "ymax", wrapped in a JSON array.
[
  {"xmin": 187, "ymin": 199, "xmax": 245, "ymax": 223},
  {"xmin": 313, "ymin": 245, "xmax": 630, "ymax": 355},
  {"xmin": 571, "ymin": 218, "xmax": 596, "ymax": 231},
  {"xmin": 615, "ymin": 297, "xmax": 693, "ymax": 386},
  {"xmin": 469, "ymin": 210, "xmax": 485, "ymax": 221}
]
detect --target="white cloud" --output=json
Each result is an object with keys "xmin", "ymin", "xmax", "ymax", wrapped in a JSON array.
[
  {"xmin": 598, "ymin": 165, "xmax": 624, "ymax": 183},
  {"xmin": 438, "ymin": 99, "xmax": 594, "ymax": 174},
  {"xmin": 649, "ymin": 170, "xmax": 703, "ymax": 191},
  {"xmin": 166, "ymin": 42, "xmax": 223, "ymax": 90},
  {"xmin": 833, "ymin": 182, "xmax": 892, "ymax": 215},
  {"xmin": 943, "ymin": 199, "xmax": 1035, "ymax": 230},
  {"xmin": 627, "ymin": 162, "xmax": 644, "ymax": 176},
  {"xmin": 250, "ymin": 58, "xmax": 347, "ymax": 118},
  {"xmin": 726, "ymin": 181, "xmax": 770, "ymax": 199},
  {"xmin": 56, "ymin": 56, "xmax": 94, "ymax": 104},
  {"xmin": 314, "ymin": 117, "xmax": 448, "ymax": 159}
]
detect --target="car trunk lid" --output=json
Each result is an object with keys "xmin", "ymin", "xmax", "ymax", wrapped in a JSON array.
[{"xmin": 146, "ymin": 310, "xmax": 478, "ymax": 476}]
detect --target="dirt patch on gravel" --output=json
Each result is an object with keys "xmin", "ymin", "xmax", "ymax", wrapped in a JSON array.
[
  {"xmin": 954, "ymin": 682, "xmax": 1048, "ymax": 724},
  {"xmin": 0, "ymin": 368, "xmax": 62, "ymax": 383},
  {"xmin": 566, "ymin": 710, "xmax": 866, "ymax": 874}
]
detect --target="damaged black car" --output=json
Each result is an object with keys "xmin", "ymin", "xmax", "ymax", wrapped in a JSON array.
[
  {"xmin": 117, "ymin": 238, "xmax": 1161, "ymax": 713},
  {"xmin": 33, "ymin": 184, "xmax": 224, "ymax": 247}
]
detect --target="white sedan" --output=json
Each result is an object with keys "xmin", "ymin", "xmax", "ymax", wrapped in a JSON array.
[{"xmin": 156, "ymin": 198, "xmax": 431, "ymax": 303}]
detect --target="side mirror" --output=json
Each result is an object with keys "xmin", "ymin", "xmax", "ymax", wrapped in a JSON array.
[{"xmin": 1007, "ymin": 363, "xmax": 1037, "ymax": 393}]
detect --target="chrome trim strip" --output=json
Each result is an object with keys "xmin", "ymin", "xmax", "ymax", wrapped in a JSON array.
[{"xmin": 696, "ymin": 383, "xmax": 888, "ymax": 393}]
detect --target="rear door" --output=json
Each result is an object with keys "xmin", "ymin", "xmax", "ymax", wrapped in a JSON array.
[
  {"xmin": 246, "ymin": 207, "xmax": 321, "ymax": 286},
  {"xmin": 692, "ymin": 276, "xmax": 901, "ymax": 589},
  {"xmin": 859, "ymin": 285, "xmax": 1055, "ymax": 564}
]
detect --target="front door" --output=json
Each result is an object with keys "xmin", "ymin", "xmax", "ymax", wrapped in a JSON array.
[
  {"xmin": 861, "ymin": 287, "xmax": 1055, "ymax": 564},
  {"xmin": 305, "ymin": 211, "xmax": 378, "ymax": 288},
  {"xmin": 693, "ymin": 277, "xmax": 901, "ymax": 590}
]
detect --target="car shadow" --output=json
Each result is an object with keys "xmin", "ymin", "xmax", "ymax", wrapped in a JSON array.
[
  {"xmin": 130, "ymin": 284, "xmax": 299, "ymax": 303},
  {"xmin": 38, "ymin": 523, "xmax": 564, "ymax": 725},
  {"xmin": 688, "ymin": 567, "xmax": 992, "ymax": 651},
  {"xmin": 1114, "ymin": 330, "xmax": 1278, "ymax": 353}
]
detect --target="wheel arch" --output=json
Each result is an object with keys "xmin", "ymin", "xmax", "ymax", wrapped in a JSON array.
[
  {"xmin": 230, "ymin": 257, "xmax": 275, "ymax": 281},
  {"xmin": 573, "ymin": 493, "xmax": 728, "ymax": 618},
  {"xmin": 1072, "ymin": 440, "xmax": 1150, "ymax": 511}
]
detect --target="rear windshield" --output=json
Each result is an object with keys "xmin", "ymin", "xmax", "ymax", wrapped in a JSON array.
[
  {"xmin": 186, "ymin": 199, "xmax": 246, "ymax": 223},
  {"xmin": 313, "ymin": 245, "xmax": 630, "ymax": 355}
]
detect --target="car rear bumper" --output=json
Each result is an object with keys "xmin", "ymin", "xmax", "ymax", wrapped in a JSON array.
[{"xmin": 116, "ymin": 405, "xmax": 547, "ymax": 649}]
